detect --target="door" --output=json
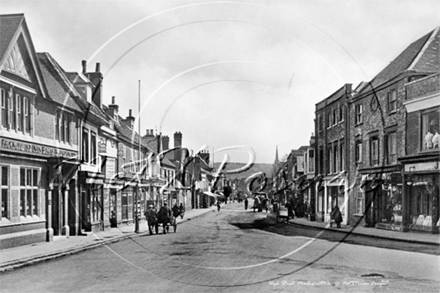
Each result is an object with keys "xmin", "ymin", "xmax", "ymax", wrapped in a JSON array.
[{"xmin": 109, "ymin": 189, "xmax": 117, "ymax": 227}]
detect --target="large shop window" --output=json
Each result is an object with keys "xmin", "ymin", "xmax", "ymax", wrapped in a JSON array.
[
  {"xmin": 370, "ymin": 136, "xmax": 379, "ymax": 166},
  {"xmin": 0, "ymin": 87, "xmax": 32, "ymax": 133},
  {"xmin": 378, "ymin": 184, "xmax": 402, "ymax": 224},
  {"xmin": 1, "ymin": 166, "xmax": 9, "ymax": 219},
  {"xmin": 91, "ymin": 187, "xmax": 102, "ymax": 222},
  {"xmin": 409, "ymin": 176, "xmax": 439, "ymax": 228},
  {"xmin": 19, "ymin": 168, "xmax": 39, "ymax": 217},
  {"xmin": 355, "ymin": 191, "xmax": 363, "ymax": 214},
  {"xmin": 122, "ymin": 192, "xmax": 128, "ymax": 220},
  {"xmin": 422, "ymin": 108, "xmax": 440, "ymax": 150}
]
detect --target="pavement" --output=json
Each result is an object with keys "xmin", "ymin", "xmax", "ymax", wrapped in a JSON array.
[
  {"xmin": 1, "ymin": 202, "xmax": 439, "ymax": 273},
  {"xmin": 0, "ymin": 206, "xmax": 218, "ymax": 273}
]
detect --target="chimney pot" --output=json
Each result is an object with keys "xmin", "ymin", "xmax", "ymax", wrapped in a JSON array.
[
  {"xmin": 82, "ymin": 60, "xmax": 87, "ymax": 73},
  {"xmin": 95, "ymin": 62, "xmax": 101, "ymax": 73},
  {"xmin": 112, "ymin": 96, "xmax": 115, "ymax": 104},
  {"xmin": 129, "ymin": 109, "xmax": 132, "ymax": 117}
]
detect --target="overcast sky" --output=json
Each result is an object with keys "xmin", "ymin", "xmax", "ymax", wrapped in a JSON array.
[{"xmin": 2, "ymin": 0, "xmax": 439, "ymax": 163}]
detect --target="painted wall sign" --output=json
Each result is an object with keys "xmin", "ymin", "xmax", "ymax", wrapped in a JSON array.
[{"xmin": 0, "ymin": 138, "xmax": 77, "ymax": 158}]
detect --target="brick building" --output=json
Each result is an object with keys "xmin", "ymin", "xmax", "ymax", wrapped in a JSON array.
[
  {"xmin": 315, "ymin": 84, "xmax": 351, "ymax": 224},
  {"xmin": 347, "ymin": 27, "xmax": 439, "ymax": 232},
  {"xmin": 401, "ymin": 73, "xmax": 440, "ymax": 233},
  {"xmin": 0, "ymin": 14, "xmax": 78, "ymax": 248}
]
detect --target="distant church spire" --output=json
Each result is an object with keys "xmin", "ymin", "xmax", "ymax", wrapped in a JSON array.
[{"xmin": 274, "ymin": 145, "xmax": 280, "ymax": 164}]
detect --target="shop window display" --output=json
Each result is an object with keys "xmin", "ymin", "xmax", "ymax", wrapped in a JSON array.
[
  {"xmin": 379, "ymin": 184, "xmax": 402, "ymax": 224},
  {"xmin": 409, "ymin": 175, "xmax": 439, "ymax": 230}
]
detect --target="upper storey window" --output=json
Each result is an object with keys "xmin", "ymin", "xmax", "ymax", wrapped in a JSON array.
[
  {"xmin": 55, "ymin": 111, "xmax": 71, "ymax": 144},
  {"xmin": 0, "ymin": 87, "xmax": 32, "ymax": 134},
  {"xmin": 422, "ymin": 108, "xmax": 440, "ymax": 151},
  {"xmin": 355, "ymin": 104, "xmax": 363, "ymax": 125}
]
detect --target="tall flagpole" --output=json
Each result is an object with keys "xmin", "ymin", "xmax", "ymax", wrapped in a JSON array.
[{"xmin": 135, "ymin": 80, "xmax": 141, "ymax": 233}]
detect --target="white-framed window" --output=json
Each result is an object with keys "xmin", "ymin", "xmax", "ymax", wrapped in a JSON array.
[
  {"xmin": 23, "ymin": 96, "xmax": 30, "ymax": 133},
  {"xmin": 355, "ymin": 191, "xmax": 363, "ymax": 215},
  {"xmin": 19, "ymin": 167, "xmax": 39, "ymax": 217},
  {"xmin": 355, "ymin": 104, "xmax": 363, "ymax": 124},
  {"xmin": 370, "ymin": 136, "xmax": 379, "ymax": 166},
  {"xmin": 82, "ymin": 128, "xmax": 89, "ymax": 162},
  {"xmin": 91, "ymin": 131, "xmax": 97, "ymax": 165},
  {"xmin": 422, "ymin": 108, "xmax": 440, "ymax": 151},
  {"xmin": 355, "ymin": 140, "xmax": 362, "ymax": 163},
  {"xmin": 386, "ymin": 132, "xmax": 397, "ymax": 164},
  {"xmin": 388, "ymin": 90, "xmax": 397, "ymax": 113},
  {"xmin": 16, "ymin": 94, "xmax": 22, "ymax": 131},
  {"xmin": 1, "ymin": 166, "xmax": 9, "ymax": 219},
  {"xmin": 1, "ymin": 88, "xmax": 6, "ymax": 128},
  {"xmin": 1, "ymin": 88, "xmax": 32, "ymax": 133},
  {"xmin": 327, "ymin": 112, "xmax": 332, "ymax": 128}
]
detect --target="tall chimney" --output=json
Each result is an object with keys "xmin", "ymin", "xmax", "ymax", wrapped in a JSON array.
[
  {"xmin": 162, "ymin": 135, "xmax": 169, "ymax": 151},
  {"xmin": 174, "ymin": 132, "xmax": 182, "ymax": 162},
  {"xmin": 82, "ymin": 60, "xmax": 87, "ymax": 73},
  {"xmin": 95, "ymin": 62, "xmax": 101, "ymax": 73}
]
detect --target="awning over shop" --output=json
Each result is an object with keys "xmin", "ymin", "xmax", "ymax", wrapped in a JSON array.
[
  {"xmin": 327, "ymin": 178, "xmax": 345, "ymax": 187},
  {"xmin": 203, "ymin": 191, "xmax": 224, "ymax": 198}
]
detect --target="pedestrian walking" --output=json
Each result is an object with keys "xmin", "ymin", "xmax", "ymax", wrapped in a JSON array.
[
  {"xmin": 158, "ymin": 202, "xmax": 172, "ymax": 234},
  {"xmin": 217, "ymin": 201, "xmax": 221, "ymax": 212},
  {"xmin": 330, "ymin": 205, "xmax": 343, "ymax": 228},
  {"xmin": 172, "ymin": 203, "xmax": 180, "ymax": 218},
  {"xmin": 244, "ymin": 198, "xmax": 248, "ymax": 210},
  {"xmin": 179, "ymin": 203, "xmax": 185, "ymax": 219},
  {"xmin": 286, "ymin": 201, "xmax": 294, "ymax": 219},
  {"xmin": 145, "ymin": 205, "xmax": 158, "ymax": 235}
]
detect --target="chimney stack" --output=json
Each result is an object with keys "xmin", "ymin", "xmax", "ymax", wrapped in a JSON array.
[
  {"xmin": 162, "ymin": 135, "xmax": 169, "ymax": 151},
  {"xmin": 174, "ymin": 131, "xmax": 182, "ymax": 162},
  {"xmin": 125, "ymin": 109, "xmax": 135, "ymax": 128},
  {"xmin": 95, "ymin": 62, "xmax": 101, "ymax": 73},
  {"xmin": 82, "ymin": 60, "xmax": 87, "ymax": 73}
]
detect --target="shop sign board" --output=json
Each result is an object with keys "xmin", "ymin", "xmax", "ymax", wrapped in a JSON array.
[{"xmin": 1, "ymin": 138, "xmax": 77, "ymax": 158}]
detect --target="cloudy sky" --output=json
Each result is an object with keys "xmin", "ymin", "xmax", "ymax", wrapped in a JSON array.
[{"xmin": 2, "ymin": 0, "xmax": 439, "ymax": 163}]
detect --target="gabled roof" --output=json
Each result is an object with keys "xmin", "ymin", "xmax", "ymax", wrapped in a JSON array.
[
  {"xmin": 0, "ymin": 14, "xmax": 47, "ymax": 98},
  {"xmin": 0, "ymin": 14, "xmax": 23, "ymax": 60},
  {"xmin": 360, "ymin": 27, "xmax": 440, "ymax": 94},
  {"xmin": 37, "ymin": 52, "xmax": 82, "ymax": 112}
]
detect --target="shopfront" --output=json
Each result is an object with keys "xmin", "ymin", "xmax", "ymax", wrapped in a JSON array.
[
  {"xmin": 401, "ymin": 158, "xmax": 439, "ymax": 234},
  {"xmin": 316, "ymin": 174, "xmax": 348, "ymax": 224}
]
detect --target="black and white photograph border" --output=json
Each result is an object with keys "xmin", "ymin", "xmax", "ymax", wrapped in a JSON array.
[{"xmin": 0, "ymin": 0, "xmax": 439, "ymax": 292}]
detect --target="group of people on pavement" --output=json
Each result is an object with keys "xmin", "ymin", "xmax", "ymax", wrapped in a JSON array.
[{"xmin": 144, "ymin": 202, "xmax": 185, "ymax": 235}]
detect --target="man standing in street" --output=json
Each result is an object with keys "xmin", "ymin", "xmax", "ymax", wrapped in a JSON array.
[
  {"xmin": 145, "ymin": 205, "xmax": 158, "ymax": 235},
  {"xmin": 158, "ymin": 202, "xmax": 172, "ymax": 234}
]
